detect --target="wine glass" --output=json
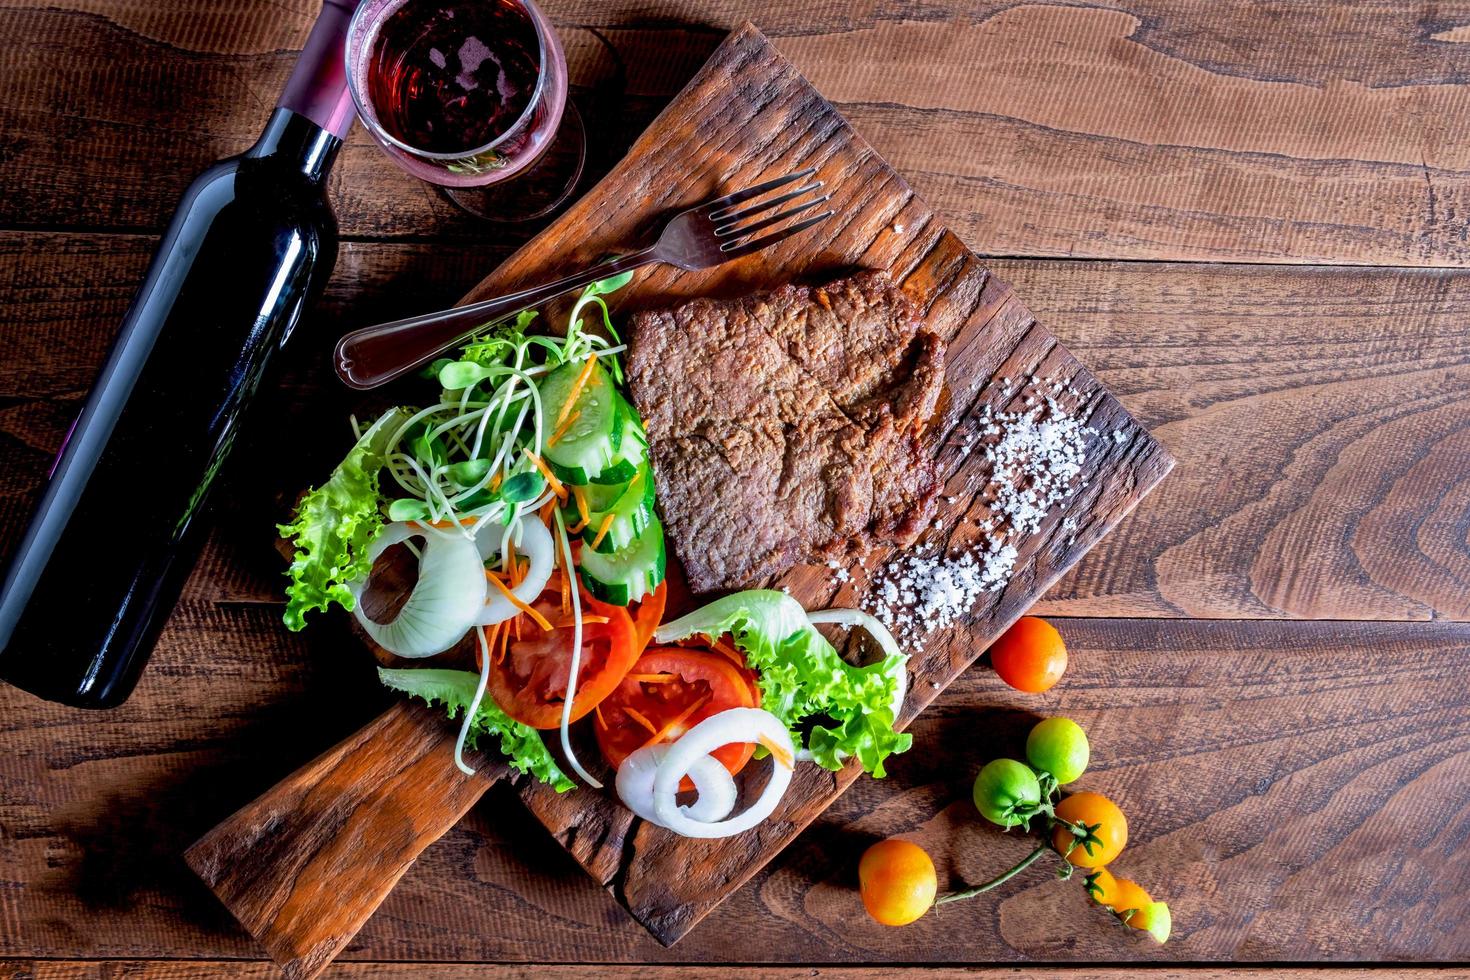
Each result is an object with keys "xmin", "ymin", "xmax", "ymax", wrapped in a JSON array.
[{"xmin": 345, "ymin": 0, "xmax": 585, "ymax": 221}]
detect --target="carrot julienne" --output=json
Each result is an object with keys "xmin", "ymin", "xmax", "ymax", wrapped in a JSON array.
[
  {"xmin": 485, "ymin": 571, "xmax": 554, "ymax": 631},
  {"xmin": 622, "ymin": 705, "xmax": 659, "ymax": 736},
  {"xmin": 590, "ymin": 512, "xmax": 616, "ymax": 549},
  {"xmin": 554, "ymin": 352, "xmax": 599, "ymax": 427},
  {"xmin": 523, "ymin": 448, "xmax": 566, "ymax": 499},
  {"xmin": 624, "ymin": 672, "xmax": 677, "ymax": 683},
  {"xmin": 594, "ymin": 702, "xmax": 607, "ymax": 728},
  {"xmin": 546, "ymin": 408, "xmax": 581, "ymax": 448},
  {"xmin": 642, "ymin": 692, "xmax": 711, "ymax": 749},
  {"xmin": 759, "ymin": 735, "xmax": 795, "ymax": 771}
]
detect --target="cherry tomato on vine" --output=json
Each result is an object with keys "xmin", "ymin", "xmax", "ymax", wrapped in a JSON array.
[
  {"xmin": 1085, "ymin": 867, "xmax": 1121, "ymax": 906},
  {"xmin": 989, "ymin": 616, "xmax": 1067, "ymax": 693},
  {"xmin": 1105, "ymin": 877, "xmax": 1151, "ymax": 916},
  {"xmin": 858, "ymin": 838, "xmax": 937, "ymax": 926},
  {"xmin": 1052, "ymin": 791, "xmax": 1128, "ymax": 868},
  {"xmin": 1026, "ymin": 716, "xmax": 1089, "ymax": 784},
  {"xmin": 1130, "ymin": 900, "xmax": 1173, "ymax": 943},
  {"xmin": 972, "ymin": 759, "xmax": 1042, "ymax": 828}
]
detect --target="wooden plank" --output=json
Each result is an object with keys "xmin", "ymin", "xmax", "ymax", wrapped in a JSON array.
[
  {"xmin": 6, "ymin": 0, "xmax": 1470, "ymax": 265},
  {"xmin": 2, "ymin": 965, "xmax": 1463, "ymax": 980},
  {"xmin": 433, "ymin": 22, "xmax": 1167, "ymax": 947},
  {"xmin": 7, "ymin": 238, "xmax": 1469, "ymax": 623},
  {"xmin": 2, "ymin": 614, "xmax": 1466, "ymax": 961},
  {"xmin": 184, "ymin": 702, "xmax": 502, "ymax": 980}
]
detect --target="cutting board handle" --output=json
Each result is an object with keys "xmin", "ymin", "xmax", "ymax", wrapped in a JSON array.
[{"xmin": 185, "ymin": 700, "xmax": 501, "ymax": 980}]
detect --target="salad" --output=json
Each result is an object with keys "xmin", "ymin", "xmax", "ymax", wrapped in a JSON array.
[{"xmin": 280, "ymin": 277, "xmax": 911, "ymax": 838}]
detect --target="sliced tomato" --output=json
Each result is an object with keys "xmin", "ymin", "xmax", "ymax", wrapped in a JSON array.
[
  {"xmin": 629, "ymin": 579, "xmax": 667, "ymax": 654},
  {"xmin": 488, "ymin": 578, "xmax": 639, "ymax": 730},
  {"xmin": 593, "ymin": 645, "xmax": 758, "ymax": 784}
]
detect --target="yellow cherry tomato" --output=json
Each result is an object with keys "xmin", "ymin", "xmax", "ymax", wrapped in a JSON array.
[
  {"xmin": 1085, "ymin": 868, "xmax": 1121, "ymax": 906},
  {"xmin": 858, "ymin": 838, "xmax": 937, "ymax": 926},
  {"xmin": 1052, "ymin": 791, "xmax": 1128, "ymax": 868},
  {"xmin": 1106, "ymin": 877, "xmax": 1152, "ymax": 916},
  {"xmin": 1130, "ymin": 900, "xmax": 1173, "ymax": 943}
]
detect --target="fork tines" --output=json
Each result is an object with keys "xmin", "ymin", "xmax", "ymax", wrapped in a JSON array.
[{"xmin": 706, "ymin": 167, "xmax": 835, "ymax": 254}]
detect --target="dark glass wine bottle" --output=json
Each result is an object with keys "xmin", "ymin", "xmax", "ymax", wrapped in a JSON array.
[{"xmin": 0, "ymin": 0, "xmax": 359, "ymax": 708}]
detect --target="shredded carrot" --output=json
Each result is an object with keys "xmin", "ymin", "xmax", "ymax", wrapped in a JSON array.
[
  {"xmin": 759, "ymin": 735, "xmax": 795, "ymax": 770},
  {"xmin": 590, "ymin": 512, "xmax": 616, "ymax": 549},
  {"xmin": 538, "ymin": 498, "xmax": 555, "ymax": 524},
  {"xmin": 485, "ymin": 571, "xmax": 554, "ymax": 631},
  {"xmin": 572, "ymin": 486, "xmax": 591, "ymax": 525},
  {"xmin": 624, "ymin": 672, "xmax": 677, "ymax": 683},
  {"xmin": 513, "ymin": 611, "xmax": 522, "ymax": 641},
  {"xmin": 523, "ymin": 448, "xmax": 566, "ymax": 499},
  {"xmin": 546, "ymin": 408, "xmax": 581, "ymax": 448},
  {"xmin": 552, "ymin": 614, "xmax": 608, "ymax": 629},
  {"xmin": 710, "ymin": 637, "xmax": 746, "ymax": 670},
  {"xmin": 490, "ymin": 471, "xmax": 503, "ymax": 492},
  {"xmin": 594, "ymin": 702, "xmax": 607, "ymax": 728},
  {"xmin": 623, "ymin": 705, "xmax": 659, "ymax": 736},
  {"xmin": 642, "ymin": 693, "xmax": 711, "ymax": 749},
  {"xmin": 555, "ymin": 352, "xmax": 599, "ymax": 427},
  {"xmin": 496, "ymin": 620, "xmax": 510, "ymax": 664},
  {"xmin": 412, "ymin": 517, "xmax": 478, "ymax": 530}
]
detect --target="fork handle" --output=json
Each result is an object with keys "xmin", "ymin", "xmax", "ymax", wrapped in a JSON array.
[{"xmin": 334, "ymin": 246, "xmax": 659, "ymax": 390}]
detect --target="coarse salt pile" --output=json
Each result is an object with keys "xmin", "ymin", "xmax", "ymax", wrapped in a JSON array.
[{"xmin": 864, "ymin": 377, "xmax": 1097, "ymax": 643}]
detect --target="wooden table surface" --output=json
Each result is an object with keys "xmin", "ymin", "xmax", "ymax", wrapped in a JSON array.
[{"xmin": 2, "ymin": 0, "xmax": 1469, "ymax": 977}]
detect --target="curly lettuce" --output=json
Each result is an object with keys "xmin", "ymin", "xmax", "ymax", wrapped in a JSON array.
[
  {"xmin": 654, "ymin": 590, "xmax": 911, "ymax": 777},
  {"xmin": 377, "ymin": 667, "xmax": 573, "ymax": 791},
  {"xmin": 278, "ymin": 408, "xmax": 412, "ymax": 631}
]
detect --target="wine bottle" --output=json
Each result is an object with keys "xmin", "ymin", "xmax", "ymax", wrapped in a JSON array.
[{"xmin": 0, "ymin": 0, "xmax": 359, "ymax": 708}]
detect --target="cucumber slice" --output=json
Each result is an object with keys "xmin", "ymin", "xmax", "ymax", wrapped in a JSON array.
[
  {"xmin": 578, "ymin": 516, "xmax": 667, "ymax": 605},
  {"xmin": 590, "ymin": 416, "xmax": 647, "ymax": 485},
  {"xmin": 582, "ymin": 464, "xmax": 655, "ymax": 553},
  {"xmin": 540, "ymin": 357, "xmax": 621, "ymax": 483}
]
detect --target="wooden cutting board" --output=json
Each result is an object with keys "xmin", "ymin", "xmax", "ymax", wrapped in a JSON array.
[{"xmin": 187, "ymin": 21, "xmax": 1173, "ymax": 978}]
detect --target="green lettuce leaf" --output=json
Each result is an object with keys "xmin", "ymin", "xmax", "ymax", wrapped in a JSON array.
[
  {"xmin": 377, "ymin": 667, "xmax": 573, "ymax": 791},
  {"xmin": 654, "ymin": 590, "xmax": 911, "ymax": 777},
  {"xmin": 277, "ymin": 408, "xmax": 413, "ymax": 631}
]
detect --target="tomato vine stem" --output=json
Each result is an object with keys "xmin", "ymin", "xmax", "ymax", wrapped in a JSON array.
[{"xmin": 935, "ymin": 843, "xmax": 1051, "ymax": 905}]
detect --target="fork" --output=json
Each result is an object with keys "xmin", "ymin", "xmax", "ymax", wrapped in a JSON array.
[{"xmin": 333, "ymin": 167, "xmax": 834, "ymax": 390}]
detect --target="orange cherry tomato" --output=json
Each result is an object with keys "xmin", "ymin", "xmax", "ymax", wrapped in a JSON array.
[
  {"xmin": 1085, "ymin": 867, "xmax": 1121, "ymax": 906},
  {"xmin": 858, "ymin": 838, "xmax": 936, "ymax": 926},
  {"xmin": 1052, "ymin": 791, "xmax": 1128, "ymax": 868},
  {"xmin": 593, "ymin": 645, "xmax": 758, "ymax": 783},
  {"xmin": 989, "ymin": 616, "xmax": 1067, "ymax": 693}
]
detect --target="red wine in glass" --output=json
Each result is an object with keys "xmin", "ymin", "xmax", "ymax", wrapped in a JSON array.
[{"xmin": 347, "ymin": 0, "xmax": 584, "ymax": 220}]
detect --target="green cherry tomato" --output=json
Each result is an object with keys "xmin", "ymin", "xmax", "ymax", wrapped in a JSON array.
[
  {"xmin": 972, "ymin": 759, "xmax": 1042, "ymax": 827},
  {"xmin": 1025, "ymin": 717, "xmax": 1090, "ymax": 785}
]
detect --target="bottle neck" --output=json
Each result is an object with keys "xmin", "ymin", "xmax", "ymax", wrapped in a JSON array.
[
  {"xmin": 246, "ymin": 108, "xmax": 343, "ymax": 183},
  {"xmin": 277, "ymin": 0, "xmax": 358, "ymax": 141}
]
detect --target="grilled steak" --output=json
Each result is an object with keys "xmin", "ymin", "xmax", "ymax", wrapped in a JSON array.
[{"xmin": 627, "ymin": 270, "xmax": 945, "ymax": 593}]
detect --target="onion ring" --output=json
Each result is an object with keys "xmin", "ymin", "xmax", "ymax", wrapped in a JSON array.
[
  {"xmin": 651, "ymin": 708, "xmax": 794, "ymax": 839},
  {"xmin": 349, "ymin": 522, "xmax": 487, "ymax": 658},
  {"xmin": 473, "ymin": 515, "xmax": 554, "ymax": 626},
  {"xmin": 615, "ymin": 744, "xmax": 737, "ymax": 828}
]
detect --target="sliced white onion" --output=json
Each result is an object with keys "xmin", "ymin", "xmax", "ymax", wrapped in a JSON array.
[
  {"xmin": 651, "ymin": 708, "xmax": 794, "ymax": 839},
  {"xmin": 615, "ymin": 744, "xmax": 737, "ymax": 827},
  {"xmin": 473, "ymin": 514, "xmax": 554, "ymax": 626},
  {"xmin": 806, "ymin": 607, "xmax": 909, "ymax": 720},
  {"xmin": 348, "ymin": 522, "xmax": 487, "ymax": 658}
]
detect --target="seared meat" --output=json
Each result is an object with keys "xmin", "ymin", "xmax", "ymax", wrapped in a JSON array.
[{"xmin": 627, "ymin": 270, "xmax": 945, "ymax": 593}]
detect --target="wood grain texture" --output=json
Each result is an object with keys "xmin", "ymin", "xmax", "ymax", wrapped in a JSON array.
[
  {"xmin": 2, "ymin": 967, "xmax": 1463, "ymax": 980},
  {"xmin": 184, "ymin": 702, "xmax": 500, "ymax": 980},
  {"xmin": 10, "ymin": 243, "xmax": 1470, "ymax": 626},
  {"xmin": 416, "ymin": 22, "xmax": 1166, "ymax": 947},
  {"xmin": 7, "ymin": 0, "xmax": 1470, "ymax": 265},
  {"xmin": 2, "ymin": 616, "xmax": 1465, "ymax": 962}
]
